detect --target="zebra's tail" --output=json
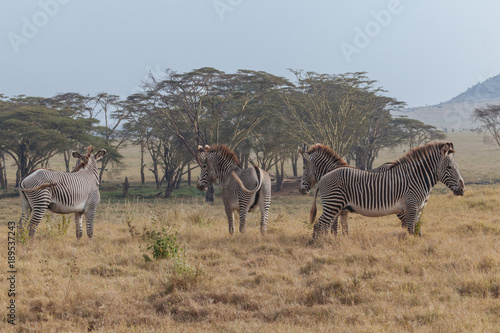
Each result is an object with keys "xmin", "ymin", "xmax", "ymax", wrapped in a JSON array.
[
  {"xmin": 310, "ymin": 187, "xmax": 319, "ymax": 224},
  {"xmin": 232, "ymin": 167, "xmax": 262, "ymax": 194},
  {"xmin": 20, "ymin": 183, "xmax": 56, "ymax": 192}
]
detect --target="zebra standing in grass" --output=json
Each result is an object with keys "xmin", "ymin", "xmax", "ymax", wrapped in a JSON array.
[
  {"xmin": 196, "ymin": 145, "xmax": 271, "ymax": 235},
  {"xmin": 299, "ymin": 144, "xmax": 394, "ymax": 235},
  {"xmin": 311, "ymin": 142, "xmax": 465, "ymax": 240},
  {"xmin": 19, "ymin": 146, "xmax": 106, "ymax": 239}
]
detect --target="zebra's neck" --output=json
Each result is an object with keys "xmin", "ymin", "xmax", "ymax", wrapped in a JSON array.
[
  {"xmin": 314, "ymin": 156, "xmax": 347, "ymax": 181},
  {"xmin": 395, "ymin": 151, "xmax": 440, "ymax": 192},
  {"xmin": 82, "ymin": 161, "xmax": 100, "ymax": 185},
  {"xmin": 216, "ymin": 161, "xmax": 241, "ymax": 185}
]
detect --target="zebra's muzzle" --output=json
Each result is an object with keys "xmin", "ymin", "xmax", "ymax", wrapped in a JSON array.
[
  {"xmin": 453, "ymin": 187, "xmax": 464, "ymax": 196},
  {"xmin": 299, "ymin": 186, "xmax": 309, "ymax": 195},
  {"xmin": 196, "ymin": 183, "xmax": 207, "ymax": 191}
]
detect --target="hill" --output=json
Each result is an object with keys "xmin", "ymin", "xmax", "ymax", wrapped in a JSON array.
[
  {"xmin": 446, "ymin": 74, "xmax": 500, "ymax": 104},
  {"xmin": 399, "ymin": 74, "xmax": 500, "ymax": 130}
]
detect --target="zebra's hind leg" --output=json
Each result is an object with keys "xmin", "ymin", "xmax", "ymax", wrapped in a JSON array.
[
  {"xmin": 18, "ymin": 192, "xmax": 31, "ymax": 234},
  {"xmin": 225, "ymin": 205, "xmax": 235, "ymax": 235},
  {"xmin": 340, "ymin": 211, "xmax": 349, "ymax": 236},
  {"xmin": 258, "ymin": 188, "xmax": 271, "ymax": 236},
  {"xmin": 75, "ymin": 213, "xmax": 83, "ymax": 240},
  {"xmin": 238, "ymin": 204, "xmax": 249, "ymax": 234},
  {"xmin": 404, "ymin": 204, "xmax": 419, "ymax": 236},
  {"xmin": 28, "ymin": 205, "xmax": 49, "ymax": 238},
  {"xmin": 85, "ymin": 209, "xmax": 97, "ymax": 239}
]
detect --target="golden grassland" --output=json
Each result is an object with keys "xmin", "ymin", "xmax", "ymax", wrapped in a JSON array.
[
  {"xmin": 0, "ymin": 185, "xmax": 499, "ymax": 332},
  {"xmin": 0, "ymin": 132, "xmax": 499, "ymax": 332}
]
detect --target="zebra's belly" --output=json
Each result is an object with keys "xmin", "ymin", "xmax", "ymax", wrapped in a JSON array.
[
  {"xmin": 347, "ymin": 201, "xmax": 404, "ymax": 217},
  {"xmin": 48, "ymin": 200, "xmax": 86, "ymax": 214}
]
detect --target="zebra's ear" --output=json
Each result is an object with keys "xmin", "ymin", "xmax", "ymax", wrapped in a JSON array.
[
  {"xmin": 440, "ymin": 142, "xmax": 453, "ymax": 156},
  {"xmin": 204, "ymin": 144, "xmax": 210, "ymax": 150},
  {"xmin": 72, "ymin": 151, "xmax": 83, "ymax": 160},
  {"xmin": 197, "ymin": 145, "xmax": 205, "ymax": 152},
  {"xmin": 298, "ymin": 147, "xmax": 305, "ymax": 155},
  {"xmin": 94, "ymin": 149, "xmax": 106, "ymax": 160}
]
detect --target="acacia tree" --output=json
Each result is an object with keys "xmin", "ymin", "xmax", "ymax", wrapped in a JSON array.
[
  {"xmin": 392, "ymin": 116, "xmax": 446, "ymax": 150},
  {"xmin": 473, "ymin": 104, "xmax": 500, "ymax": 147},
  {"xmin": 90, "ymin": 93, "xmax": 130, "ymax": 182},
  {"xmin": 45, "ymin": 93, "xmax": 95, "ymax": 171},
  {"xmin": 279, "ymin": 71, "xmax": 386, "ymax": 158},
  {"xmin": 349, "ymin": 95, "xmax": 405, "ymax": 170},
  {"xmin": 141, "ymin": 67, "xmax": 290, "ymax": 201},
  {"xmin": 0, "ymin": 96, "xmax": 93, "ymax": 186}
]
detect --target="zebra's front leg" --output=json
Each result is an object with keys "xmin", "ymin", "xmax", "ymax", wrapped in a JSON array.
[
  {"xmin": 225, "ymin": 205, "xmax": 235, "ymax": 235},
  {"xmin": 397, "ymin": 212, "xmax": 406, "ymax": 229},
  {"xmin": 330, "ymin": 216, "xmax": 339, "ymax": 234},
  {"xmin": 313, "ymin": 201, "xmax": 341, "ymax": 240},
  {"xmin": 75, "ymin": 213, "xmax": 83, "ymax": 240}
]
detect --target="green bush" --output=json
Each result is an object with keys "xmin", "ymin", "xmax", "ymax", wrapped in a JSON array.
[{"xmin": 142, "ymin": 215, "xmax": 182, "ymax": 261}]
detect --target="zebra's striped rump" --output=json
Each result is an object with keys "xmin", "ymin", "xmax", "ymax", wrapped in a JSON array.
[
  {"xmin": 197, "ymin": 145, "xmax": 271, "ymax": 235},
  {"xmin": 18, "ymin": 146, "xmax": 106, "ymax": 239}
]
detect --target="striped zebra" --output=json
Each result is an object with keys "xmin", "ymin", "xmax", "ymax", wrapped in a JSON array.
[
  {"xmin": 299, "ymin": 144, "xmax": 394, "ymax": 235},
  {"xmin": 18, "ymin": 146, "xmax": 106, "ymax": 239},
  {"xmin": 311, "ymin": 142, "xmax": 464, "ymax": 240},
  {"xmin": 196, "ymin": 145, "xmax": 271, "ymax": 235}
]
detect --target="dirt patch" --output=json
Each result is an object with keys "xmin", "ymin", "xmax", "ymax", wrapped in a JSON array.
[{"xmin": 272, "ymin": 177, "xmax": 302, "ymax": 197}]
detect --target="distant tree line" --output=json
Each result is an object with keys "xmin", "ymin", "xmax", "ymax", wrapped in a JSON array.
[{"xmin": 0, "ymin": 68, "xmax": 446, "ymax": 197}]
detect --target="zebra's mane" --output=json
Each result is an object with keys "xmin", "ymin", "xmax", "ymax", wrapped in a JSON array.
[
  {"xmin": 207, "ymin": 145, "xmax": 241, "ymax": 168},
  {"xmin": 306, "ymin": 144, "xmax": 348, "ymax": 166},
  {"xmin": 390, "ymin": 142, "xmax": 453, "ymax": 168},
  {"xmin": 73, "ymin": 146, "xmax": 95, "ymax": 172}
]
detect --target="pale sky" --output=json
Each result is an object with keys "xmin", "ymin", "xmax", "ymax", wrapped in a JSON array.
[{"xmin": 1, "ymin": 0, "xmax": 500, "ymax": 107}]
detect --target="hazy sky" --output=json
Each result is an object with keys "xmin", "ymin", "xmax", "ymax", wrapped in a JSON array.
[{"xmin": 1, "ymin": 0, "xmax": 500, "ymax": 107}]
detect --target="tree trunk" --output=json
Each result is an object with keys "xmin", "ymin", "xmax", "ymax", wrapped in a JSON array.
[
  {"xmin": 123, "ymin": 177, "xmax": 130, "ymax": 197},
  {"xmin": 275, "ymin": 157, "xmax": 284, "ymax": 192},
  {"xmin": 205, "ymin": 184, "xmax": 215, "ymax": 203},
  {"xmin": 64, "ymin": 150, "xmax": 71, "ymax": 172},
  {"xmin": 175, "ymin": 167, "xmax": 183, "ymax": 189},
  {"xmin": 187, "ymin": 163, "xmax": 191, "ymax": 186},
  {"xmin": 291, "ymin": 153, "xmax": 298, "ymax": 177},
  {"xmin": 140, "ymin": 142, "xmax": 145, "ymax": 185},
  {"xmin": 0, "ymin": 150, "xmax": 6, "ymax": 189},
  {"xmin": 354, "ymin": 146, "xmax": 367, "ymax": 171}
]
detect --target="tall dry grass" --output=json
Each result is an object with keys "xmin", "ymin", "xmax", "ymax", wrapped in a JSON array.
[{"xmin": 1, "ymin": 184, "xmax": 499, "ymax": 332}]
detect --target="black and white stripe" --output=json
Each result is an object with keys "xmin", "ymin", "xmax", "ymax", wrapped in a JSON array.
[
  {"xmin": 312, "ymin": 142, "xmax": 464, "ymax": 240},
  {"xmin": 18, "ymin": 147, "xmax": 106, "ymax": 239},
  {"xmin": 196, "ymin": 145, "xmax": 271, "ymax": 235},
  {"xmin": 300, "ymin": 144, "xmax": 395, "ymax": 235}
]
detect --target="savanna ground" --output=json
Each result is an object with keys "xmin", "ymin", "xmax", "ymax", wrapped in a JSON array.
[{"xmin": 1, "ymin": 132, "xmax": 499, "ymax": 332}]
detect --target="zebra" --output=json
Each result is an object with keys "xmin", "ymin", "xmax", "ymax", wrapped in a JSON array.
[
  {"xmin": 18, "ymin": 146, "xmax": 106, "ymax": 239},
  {"xmin": 311, "ymin": 142, "xmax": 464, "ymax": 240},
  {"xmin": 299, "ymin": 144, "xmax": 394, "ymax": 235},
  {"xmin": 196, "ymin": 145, "xmax": 271, "ymax": 235}
]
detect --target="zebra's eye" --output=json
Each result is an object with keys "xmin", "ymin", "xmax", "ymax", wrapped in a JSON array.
[{"xmin": 446, "ymin": 165, "xmax": 452, "ymax": 170}]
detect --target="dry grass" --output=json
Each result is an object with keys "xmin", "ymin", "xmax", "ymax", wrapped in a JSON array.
[{"xmin": 1, "ymin": 184, "xmax": 499, "ymax": 332}]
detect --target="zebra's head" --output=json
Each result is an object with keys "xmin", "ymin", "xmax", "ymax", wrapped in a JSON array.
[
  {"xmin": 298, "ymin": 147, "xmax": 316, "ymax": 195},
  {"xmin": 72, "ymin": 147, "xmax": 106, "ymax": 171},
  {"xmin": 437, "ymin": 142, "xmax": 465, "ymax": 196},
  {"xmin": 196, "ymin": 145, "xmax": 216, "ymax": 191}
]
